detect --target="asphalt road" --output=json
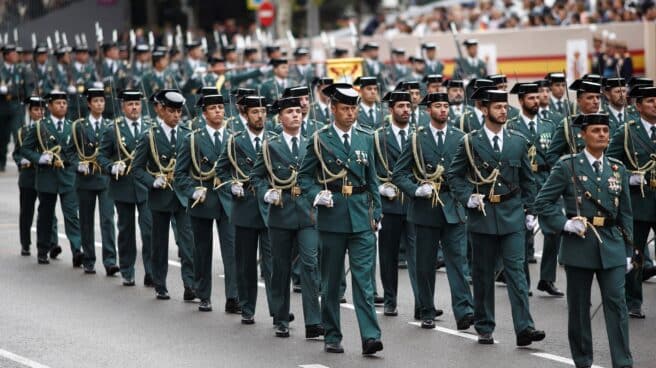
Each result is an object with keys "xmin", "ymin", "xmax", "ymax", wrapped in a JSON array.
[{"xmin": 0, "ymin": 164, "xmax": 654, "ymax": 368}]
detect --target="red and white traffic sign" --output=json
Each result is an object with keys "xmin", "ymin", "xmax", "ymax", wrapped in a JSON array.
[{"xmin": 258, "ymin": 1, "xmax": 275, "ymax": 28}]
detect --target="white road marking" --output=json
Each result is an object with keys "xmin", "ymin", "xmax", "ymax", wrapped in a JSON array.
[
  {"xmin": 340, "ymin": 302, "xmax": 382, "ymax": 314},
  {"xmin": 408, "ymin": 322, "xmax": 492, "ymax": 342},
  {"xmin": 299, "ymin": 365, "xmax": 330, "ymax": 368},
  {"xmin": 530, "ymin": 352, "xmax": 605, "ymax": 368},
  {"xmin": 0, "ymin": 348, "xmax": 51, "ymax": 368}
]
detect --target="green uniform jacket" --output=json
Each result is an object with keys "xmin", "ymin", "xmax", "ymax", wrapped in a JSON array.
[
  {"xmin": 506, "ymin": 115, "xmax": 557, "ymax": 185},
  {"xmin": 174, "ymin": 126, "xmax": 232, "ymax": 219},
  {"xmin": 298, "ymin": 125, "xmax": 382, "ymax": 233},
  {"xmin": 97, "ymin": 117, "xmax": 150, "ymax": 203},
  {"xmin": 215, "ymin": 130, "xmax": 275, "ymax": 228},
  {"xmin": 21, "ymin": 117, "xmax": 76, "ymax": 194},
  {"xmin": 447, "ymin": 128, "xmax": 537, "ymax": 234},
  {"xmin": 424, "ymin": 61, "xmax": 444, "ymax": 76},
  {"xmin": 373, "ymin": 125, "xmax": 410, "ymax": 215},
  {"xmin": 454, "ymin": 107, "xmax": 483, "ymax": 133},
  {"xmin": 546, "ymin": 115, "xmax": 585, "ymax": 166},
  {"xmin": 534, "ymin": 153, "xmax": 633, "ymax": 269},
  {"xmin": 447, "ymin": 105, "xmax": 474, "ymax": 127},
  {"xmin": 271, "ymin": 118, "xmax": 324, "ymax": 139},
  {"xmin": 357, "ymin": 104, "xmax": 384, "ymax": 131},
  {"xmin": 288, "ymin": 64, "xmax": 315, "ymax": 87},
  {"xmin": 0, "ymin": 62, "xmax": 31, "ymax": 103},
  {"xmin": 260, "ymin": 77, "xmax": 292, "ymax": 104},
  {"xmin": 310, "ymin": 102, "xmax": 330, "ymax": 124},
  {"xmin": 250, "ymin": 134, "xmax": 316, "ymax": 230},
  {"xmin": 454, "ymin": 58, "xmax": 486, "ymax": 79},
  {"xmin": 607, "ymin": 120, "xmax": 656, "ymax": 222},
  {"xmin": 70, "ymin": 117, "xmax": 111, "ymax": 191},
  {"xmin": 133, "ymin": 123, "xmax": 190, "ymax": 212},
  {"xmin": 141, "ymin": 69, "xmax": 177, "ymax": 118},
  {"xmin": 393, "ymin": 125, "xmax": 466, "ymax": 227},
  {"xmin": 548, "ymin": 99, "xmax": 574, "ymax": 117},
  {"xmin": 14, "ymin": 125, "xmax": 36, "ymax": 189}
]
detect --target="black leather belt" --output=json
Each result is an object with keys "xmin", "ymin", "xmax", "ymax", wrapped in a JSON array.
[
  {"xmin": 327, "ymin": 182, "xmax": 367, "ymax": 194},
  {"xmin": 483, "ymin": 187, "xmax": 519, "ymax": 204},
  {"xmin": 566, "ymin": 214, "xmax": 616, "ymax": 227},
  {"xmin": 535, "ymin": 164, "xmax": 550, "ymax": 173}
]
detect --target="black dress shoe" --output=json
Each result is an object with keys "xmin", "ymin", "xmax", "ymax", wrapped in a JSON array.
[
  {"xmin": 72, "ymin": 250, "xmax": 84, "ymax": 268},
  {"xmin": 292, "ymin": 284, "xmax": 302, "ymax": 293},
  {"xmin": 324, "ymin": 343, "xmax": 344, "ymax": 353},
  {"xmin": 199, "ymin": 300, "xmax": 212, "ymax": 312},
  {"xmin": 527, "ymin": 256, "xmax": 538, "ymax": 264},
  {"xmin": 83, "ymin": 265, "xmax": 96, "ymax": 274},
  {"xmin": 478, "ymin": 333, "xmax": 494, "ymax": 344},
  {"xmin": 516, "ymin": 327, "xmax": 546, "ymax": 346},
  {"xmin": 143, "ymin": 274, "xmax": 154, "ymax": 287},
  {"xmin": 642, "ymin": 266, "xmax": 656, "ymax": 281},
  {"xmin": 537, "ymin": 280, "xmax": 564, "ymax": 297},
  {"xmin": 21, "ymin": 247, "xmax": 30, "ymax": 256},
  {"xmin": 456, "ymin": 314, "xmax": 474, "ymax": 330},
  {"xmin": 183, "ymin": 287, "xmax": 196, "ymax": 301},
  {"xmin": 37, "ymin": 255, "xmax": 50, "ymax": 264},
  {"xmin": 275, "ymin": 325, "xmax": 290, "ymax": 337},
  {"xmin": 528, "ymin": 290, "xmax": 533, "ymax": 297},
  {"xmin": 421, "ymin": 320, "xmax": 435, "ymax": 329},
  {"xmin": 156, "ymin": 290, "xmax": 170, "ymax": 300},
  {"xmin": 383, "ymin": 306, "xmax": 398, "ymax": 316},
  {"xmin": 241, "ymin": 315, "xmax": 255, "ymax": 325},
  {"xmin": 122, "ymin": 277, "xmax": 135, "ymax": 286},
  {"xmin": 495, "ymin": 271, "xmax": 506, "ymax": 284},
  {"xmin": 373, "ymin": 295, "xmax": 384, "ymax": 305},
  {"xmin": 105, "ymin": 265, "xmax": 120, "ymax": 277},
  {"xmin": 435, "ymin": 259, "xmax": 446, "ymax": 270},
  {"xmin": 398, "ymin": 260, "xmax": 408, "ymax": 269},
  {"xmin": 49, "ymin": 245, "xmax": 62, "ymax": 259},
  {"xmin": 414, "ymin": 308, "xmax": 443, "ymax": 321},
  {"xmin": 225, "ymin": 298, "xmax": 242, "ymax": 314},
  {"xmin": 339, "ymin": 297, "xmax": 347, "ymax": 303},
  {"xmin": 289, "ymin": 312, "xmax": 295, "ymax": 322},
  {"xmin": 629, "ymin": 308, "xmax": 645, "ymax": 319},
  {"xmin": 362, "ymin": 339, "xmax": 383, "ymax": 355},
  {"xmin": 305, "ymin": 324, "xmax": 325, "ymax": 339}
]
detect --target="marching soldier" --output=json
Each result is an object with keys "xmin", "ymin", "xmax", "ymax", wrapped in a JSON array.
[
  {"xmin": 488, "ymin": 74, "xmax": 519, "ymax": 119},
  {"xmin": 607, "ymin": 86, "xmax": 656, "ymax": 318},
  {"xmin": 1, "ymin": 44, "xmax": 32, "ymax": 172},
  {"xmin": 250, "ymin": 96, "xmax": 323, "ymax": 338},
  {"xmin": 174, "ymin": 94, "xmax": 240, "ymax": 313},
  {"xmin": 626, "ymin": 77, "xmax": 653, "ymax": 123},
  {"xmin": 309, "ymin": 77, "xmax": 333, "ymax": 123},
  {"xmin": 506, "ymin": 83, "xmax": 562, "ymax": 296},
  {"xmin": 69, "ymin": 43, "xmax": 99, "ymax": 120},
  {"xmin": 535, "ymin": 113, "xmax": 634, "ymax": 368},
  {"xmin": 14, "ymin": 96, "xmax": 59, "ymax": 256},
  {"xmin": 445, "ymin": 79, "xmax": 471, "ymax": 125},
  {"xmin": 355, "ymin": 77, "xmax": 383, "ymax": 131},
  {"xmin": 288, "ymin": 47, "xmax": 315, "ymax": 87},
  {"xmin": 388, "ymin": 48, "xmax": 409, "ymax": 83},
  {"xmin": 97, "ymin": 90, "xmax": 153, "ymax": 286},
  {"xmin": 546, "ymin": 81, "xmax": 602, "ymax": 166},
  {"xmin": 546, "ymin": 72, "xmax": 572, "ymax": 116},
  {"xmin": 70, "ymin": 88, "xmax": 118, "ymax": 275},
  {"xmin": 129, "ymin": 44, "xmax": 152, "ymax": 88},
  {"xmin": 454, "ymin": 39, "xmax": 487, "ymax": 81},
  {"xmin": 260, "ymin": 58, "xmax": 291, "ymax": 104},
  {"xmin": 202, "ymin": 56, "xmax": 262, "ymax": 105},
  {"xmin": 361, "ymin": 42, "xmax": 385, "ymax": 90},
  {"xmin": 31, "ymin": 44, "xmax": 52, "ymax": 96},
  {"xmin": 132, "ymin": 90, "xmax": 195, "ymax": 300},
  {"xmin": 187, "ymin": 86, "xmax": 217, "ymax": 129},
  {"xmin": 179, "ymin": 40, "xmax": 207, "ymax": 114},
  {"xmin": 21, "ymin": 91, "xmax": 83, "ymax": 266},
  {"xmin": 404, "ymin": 57, "xmax": 427, "ymax": 88},
  {"xmin": 422, "ymin": 43, "xmax": 444, "ymax": 76},
  {"xmin": 393, "ymin": 92, "xmax": 474, "ymax": 329},
  {"xmin": 423, "ymin": 74, "xmax": 444, "ymax": 94},
  {"xmin": 298, "ymin": 83, "xmax": 383, "ymax": 355},
  {"xmin": 535, "ymin": 79, "xmax": 563, "ymax": 124},
  {"xmin": 279, "ymin": 86, "xmax": 325, "ymax": 138},
  {"xmin": 224, "ymin": 88, "xmax": 257, "ymax": 133},
  {"xmin": 373, "ymin": 91, "xmax": 421, "ymax": 318},
  {"xmin": 603, "ymin": 77, "xmax": 628, "ymax": 132},
  {"xmin": 215, "ymin": 95, "xmax": 276, "ymax": 324},
  {"xmin": 458, "ymin": 79, "xmax": 495, "ymax": 133},
  {"xmin": 99, "ymin": 42, "xmax": 128, "ymax": 119},
  {"xmin": 141, "ymin": 50, "xmax": 176, "ymax": 117},
  {"xmin": 447, "ymin": 89, "xmax": 546, "ymax": 346},
  {"xmin": 398, "ymin": 81, "xmax": 429, "ymax": 127}
]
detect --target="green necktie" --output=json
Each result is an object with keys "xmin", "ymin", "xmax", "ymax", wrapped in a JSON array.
[
  {"xmin": 254, "ymin": 136, "xmax": 261, "ymax": 152},
  {"xmin": 437, "ymin": 131, "xmax": 444, "ymax": 150},
  {"xmin": 493, "ymin": 135, "xmax": 500, "ymax": 153},
  {"xmin": 593, "ymin": 160, "xmax": 601, "ymax": 175},
  {"xmin": 301, "ymin": 121, "xmax": 307, "ymax": 137},
  {"xmin": 213, "ymin": 131, "xmax": 221, "ymax": 152},
  {"xmin": 342, "ymin": 133, "xmax": 350, "ymax": 152},
  {"xmin": 291, "ymin": 136, "xmax": 299, "ymax": 157},
  {"xmin": 369, "ymin": 108, "xmax": 375, "ymax": 125},
  {"xmin": 651, "ymin": 126, "xmax": 656, "ymax": 142},
  {"xmin": 529, "ymin": 121, "xmax": 536, "ymax": 137},
  {"xmin": 557, "ymin": 101, "xmax": 563, "ymax": 114},
  {"xmin": 399, "ymin": 129, "xmax": 407, "ymax": 150},
  {"xmin": 617, "ymin": 112, "xmax": 623, "ymax": 124},
  {"xmin": 170, "ymin": 128, "xmax": 176, "ymax": 147},
  {"xmin": 57, "ymin": 120, "xmax": 63, "ymax": 132}
]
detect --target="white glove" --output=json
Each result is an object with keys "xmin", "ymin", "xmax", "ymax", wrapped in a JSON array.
[
  {"xmin": 629, "ymin": 174, "xmax": 646, "ymax": 186},
  {"xmin": 153, "ymin": 176, "xmax": 167, "ymax": 189},
  {"xmin": 259, "ymin": 65, "xmax": 273, "ymax": 74},
  {"xmin": 564, "ymin": 218, "xmax": 586, "ymax": 236},
  {"xmin": 264, "ymin": 189, "xmax": 280, "ymax": 204},
  {"xmin": 231, "ymin": 183, "xmax": 244, "ymax": 197},
  {"xmin": 525, "ymin": 214, "xmax": 537, "ymax": 231},
  {"xmin": 467, "ymin": 193, "xmax": 485, "ymax": 209},
  {"xmin": 19, "ymin": 158, "xmax": 30, "ymax": 167},
  {"xmin": 378, "ymin": 184, "xmax": 397, "ymax": 199},
  {"xmin": 110, "ymin": 164, "xmax": 120, "ymax": 175},
  {"xmin": 0, "ymin": 85, "xmax": 7, "ymax": 94},
  {"xmin": 111, "ymin": 162, "xmax": 126, "ymax": 176},
  {"xmin": 77, "ymin": 163, "xmax": 89, "ymax": 175},
  {"xmin": 66, "ymin": 85, "xmax": 77, "ymax": 94},
  {"xmin": 192, "ymin": 67, "xmax": 207, "ymax": 79},
  {"xmin": 626, "ymin": 257, "xmax": 634, "ymax": 274},
  {"xmin": 313, "ymin": 190, "xmax": 333, "ymax": 207},
  {"xmin": 192, "ymin": 188, "xmax": 206, "ymax": 201},
  {"xmin": 38, "ymin": 152, "xmax": 53, "ymax": 165},
  {"xmin": 414, "ymin": 183, "xmax": 433, "ymax": 198}
]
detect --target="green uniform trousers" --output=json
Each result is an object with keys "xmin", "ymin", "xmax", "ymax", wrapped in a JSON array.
[
  {"xmin": 320, "ymin": 230, "xmax": 381, "ymax": 344},
  {"xmin": 150, "ymin": 209, "xmax": 194, "ymax": 293},
  {"xmin": 114, "ymin": 201, "xmax": 152, "ymax": 280},
  {"xmin": 539, "ymin": 232, "xmax": 562, "ymax": 283},
  {"xmin": 0, "ymin": 101, "xmax": 21, "ymax": 169},
  {"xmin": 470, "ymin": 231, "xmax": 534, "ymax": 335},
  {"xmin": 78, "ymin": 189, "xmax": 117, "ymax": 268},
  {"xmin": 269, "ymin": 227, "xmax": 321, "ymax": 328},
  {"xmin": 416, "ymin": 223, "xmax": 474, "ymax": 321},
  {"xmin": 378, "ymin": 214, "xmax": 419, "ymax": 310},
  {"xmin": 625, "ymin": 221, "xmax": 655, "ymax": 310},
  {"xmin": 234, "ymin": 226, "xmax": 273, "ymax": 318},
  {"xmin": 190, "ymin": 215, "xmax": 238, "ymax": 302},
  {"xmin": 36, "ymin": 191, "xmax": 81, "ymax": 257},
  {"xmin": 565, "ymin": 265, "xmax": 632, "ymax": 368},
  {"xmin": 19, "ymin": 187, "xmax": 59, "ymax": 250}
]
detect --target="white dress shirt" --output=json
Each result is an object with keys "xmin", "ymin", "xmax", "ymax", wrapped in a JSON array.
[
  {"xmin": 483, "ymin": 125, "xmax": 504, "ymax": 151},
  {"xmin": 390, "ymin": 123, "xmax": 409, "ymax": 148},
  {"xmin": 583, "ymin": 148, "xmax": 604, "ymax": 174}
]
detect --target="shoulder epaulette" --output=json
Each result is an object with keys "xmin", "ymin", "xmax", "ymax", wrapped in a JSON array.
[
  {"xmin": 558, "ymin": 154, "xmax": 577, "ymax": 162},
  {"xmin": 607, "ymin": 157, "xmax": 625, "ymax": 166},
  {"xmin": 355, "ymin": 125, "xmax": 373, "ymax": 135},
  {"xmin": 627, "ymin": 120, "xmax": 636, "ymax": 125}
]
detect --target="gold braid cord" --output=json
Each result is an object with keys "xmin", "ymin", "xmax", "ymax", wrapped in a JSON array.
[
  {"xmin": 528, "ymin": 145, "xmax": 538, "ymax": 172},
  {"xmin": 145, "ymin": 126, "xmax": 175, "ymax": 190},
  {"xmin": 113, "ymin": 118, "xmax": 135, "ymax": 179},
  {"xmin": 72, "ymin": 119, "xmax": 101, "ymax": 175},
  {"xmin": 411, "ymin": 131, "xmax": 444, "ymax": 207},
  {"xmin": 188, "ymin": 131, "xmax": 217, "ymax": 208},
  {"xmin": 17, "ymin": 127, "xmax": 30, "ymax": 168},
  {"xmin": 373, "ymin": 129, "xmax": 400, "ymax": 200},
  {"xmin": 226, "ymin": 135, "xmax": 250, "ymax": 184},
  {"xmin": 313, "ymin": 131, "xmax": 346, "ymax": 185},
  {"xmin": 563, "ymin": 117, "xmax": 578, "ymax": 154},
  {"xmin": 463, "ymin": 134, "xmax": 501, "ymax": 215},
  {"xmin": 623, "ymin": 122, "xmax": 656, "ymax": 198},
  {"xmin": 36, "ymin": 120, "xmax": 64, "ymax": 168},
  {"xmin": 262, "ymin": 139, "xmax": 299, "ymax": 207}
]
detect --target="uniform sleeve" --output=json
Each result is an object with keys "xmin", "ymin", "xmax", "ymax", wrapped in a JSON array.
[
  {"xmin": 132, "ymin": 132, "xmax": 155, "ymax": 188},
  {"xmin": 534, "ymin": 160, "xmax": 570, "ymax": 235},
  {"xmin": 249, "ymin": 143, "xmax": 270, "ymax": 201},
  {"xmin": 519, "ymin": 139, "xmax": 537, "ymax": 214},
  {"xmin": 173, "ymin": 134, "xmax": 195, "ymax": 199},
  {"xmin": 445, "ymin": 136, "xmax": 474, "ymax": 206},
  {"xmin": 20, "ymin": 124, "xmax": 41, "ymax": 165},
  {"xmin": 391, "ymin": 134, "xmax": 420, "ymax": 197},
  {"xmin": 545, "ymin": 121, "xmax": 567, "ymax": 166},
  {"xmin": 365, "ymin": 137, "xmax": 382, "ymax": 222},
  {"xmin": 298, "ymin": 134, "xmax": 323, "ymax": 202},
  {"xmin": 616, "ymin": 166, "xmax": 634, "ymax": 257},
  {"xmin": 97, "ymin": 124, "xmax": 116, "ymax": 175},
  {"xmin": 215, "ymin": 135, "xmax": 233, "ymax": 184},
  {"xmin": 606, "ymin": 125, "xmax": 626, "ymax": 162}
]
